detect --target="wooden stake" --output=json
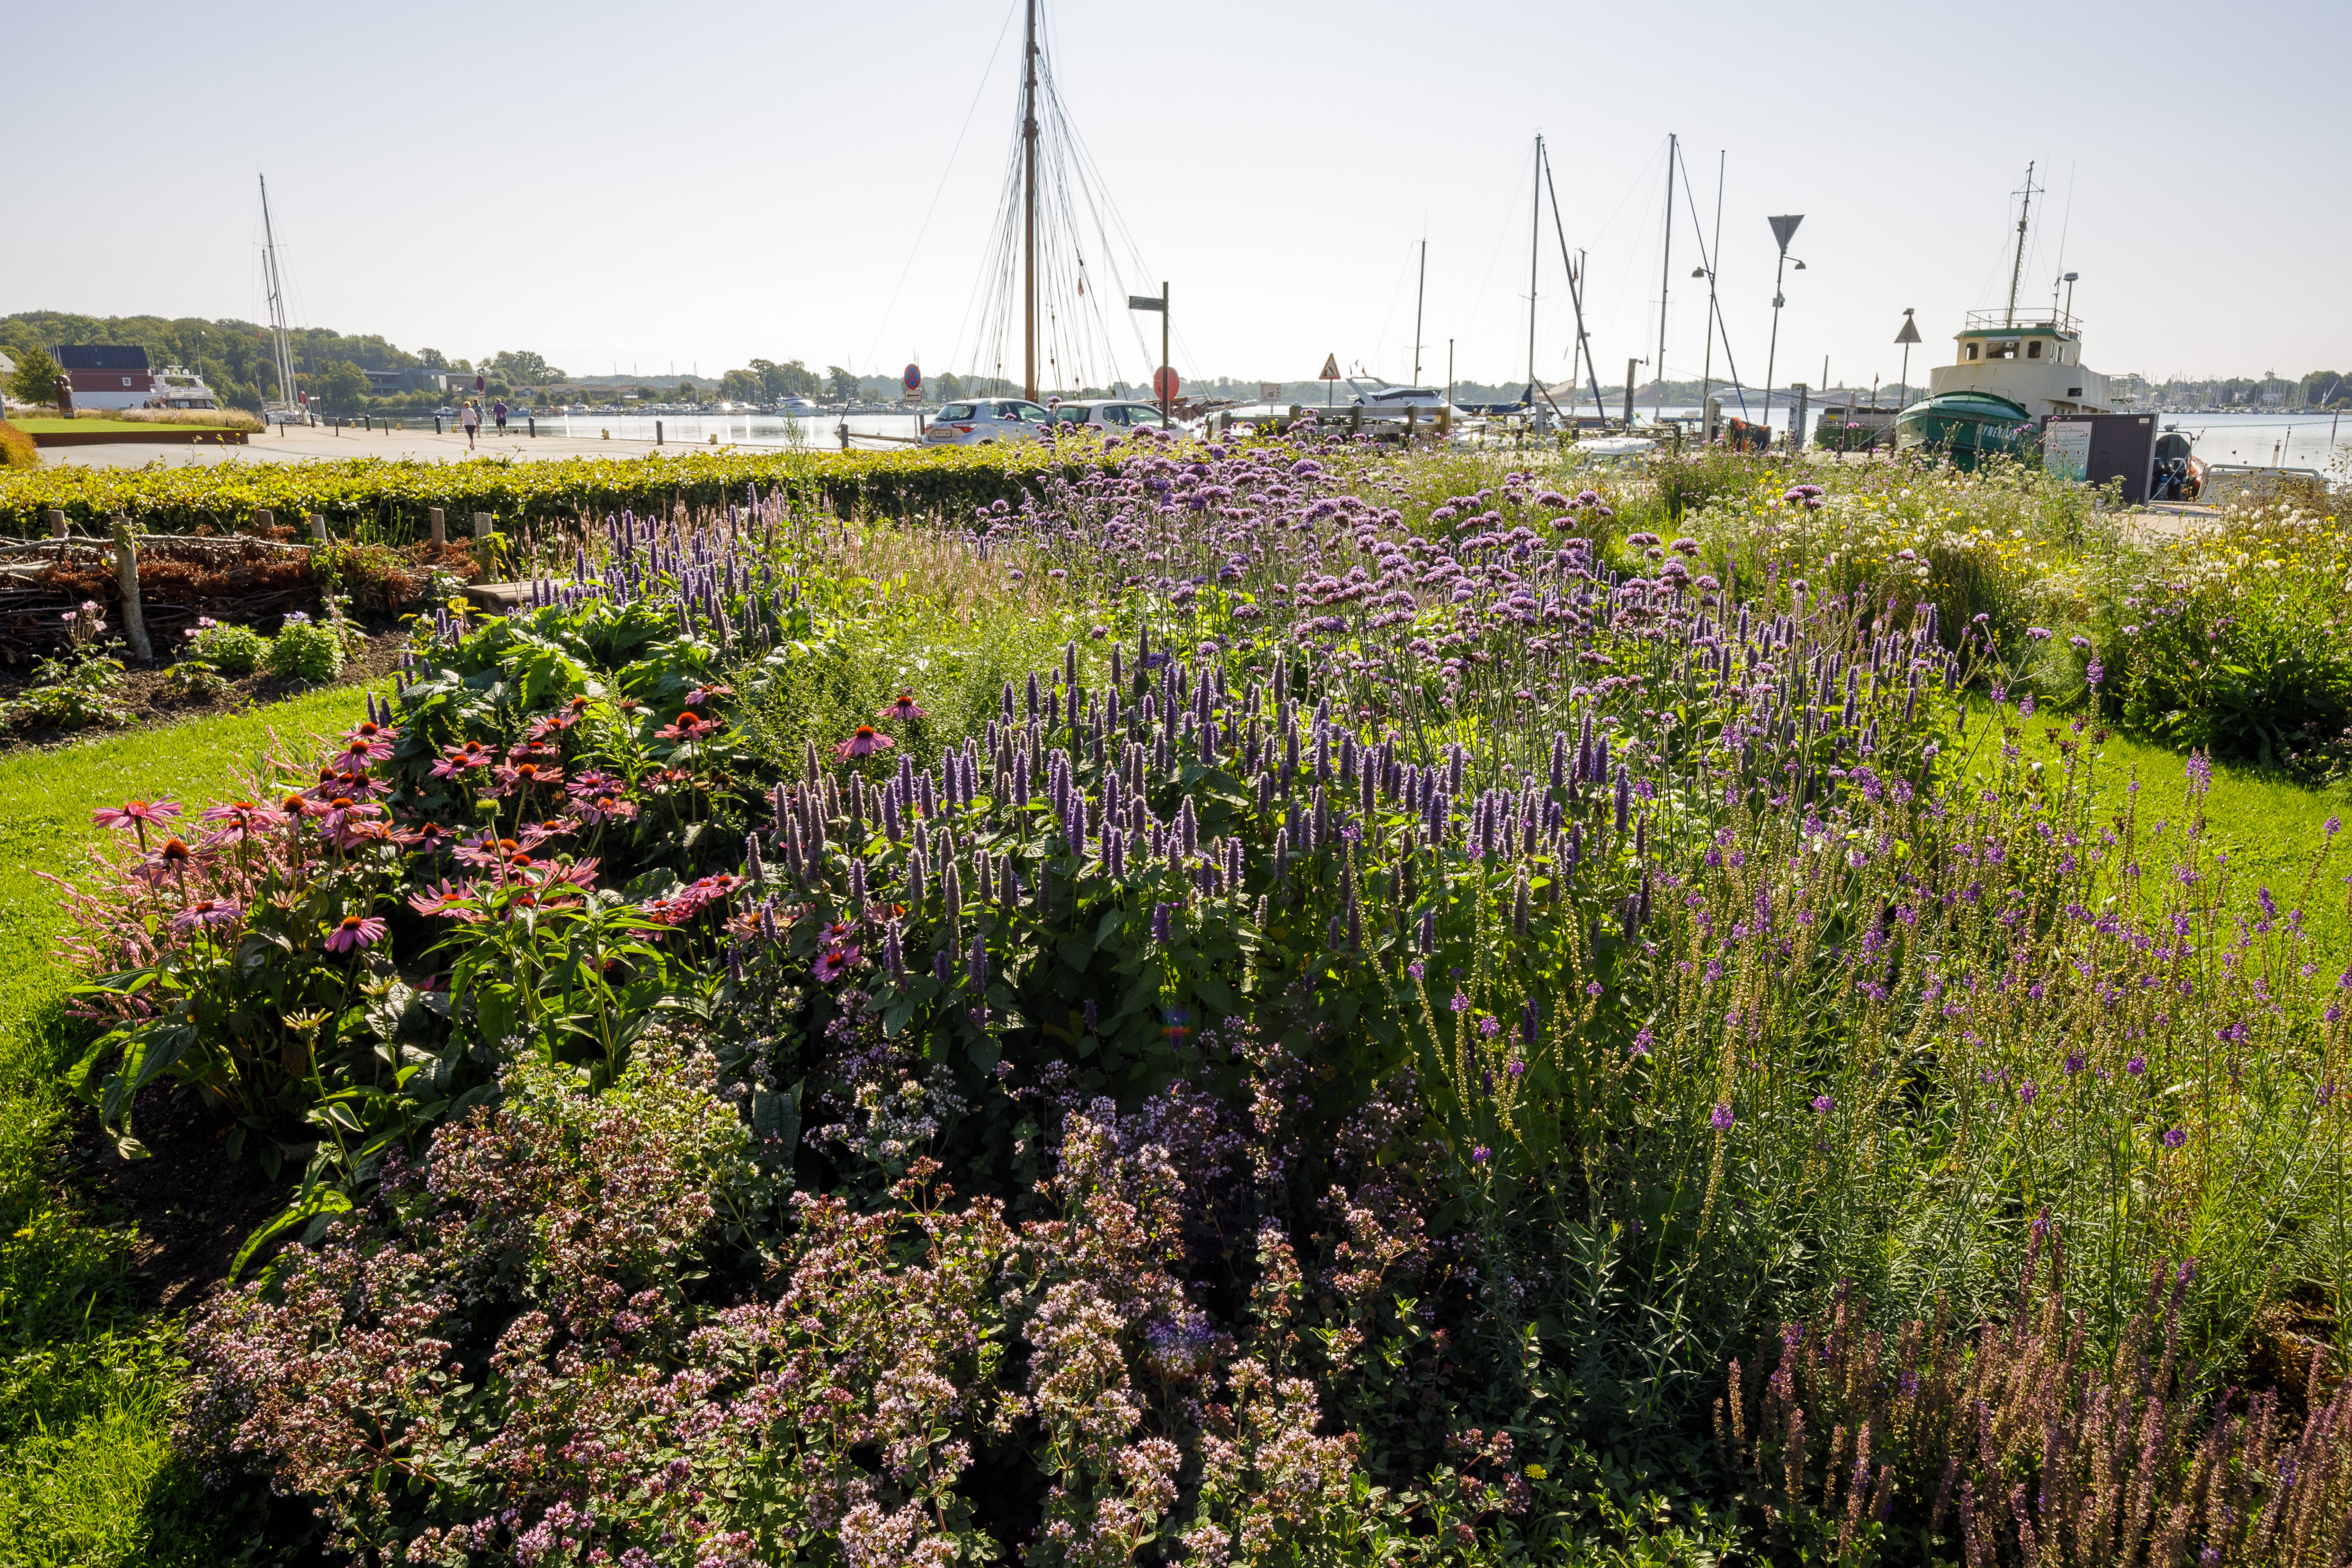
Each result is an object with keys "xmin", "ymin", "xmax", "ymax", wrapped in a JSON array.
[
  {"xmin": 110, "ymin": 512, "xmax": 153, "ymax": 662},
  {"xmin": 429, "ymin": 507, "xmax": 447, "ymax": 545}
]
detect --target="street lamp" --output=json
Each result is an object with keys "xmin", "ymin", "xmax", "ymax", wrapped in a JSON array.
[{"xmin": 1761, "ymin": 215, "xmax": 1803, "ymax": 452}]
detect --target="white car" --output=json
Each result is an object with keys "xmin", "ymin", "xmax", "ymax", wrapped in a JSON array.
[
  {"xmin": 1047, "ymin": 399, "xmax": 1175, "ymax": 434},
  {"xmin": 923, "ymin": 398, "xmax": 1052, "ymax": 445}
]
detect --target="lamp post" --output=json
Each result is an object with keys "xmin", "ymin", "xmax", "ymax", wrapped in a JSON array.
[
  {"xmin": 1762, "ymin": 215, "xmax": 1803, "ymax": 452},
  {"xmin": 1894, "ymin": 308, "xmax": 1922, "ymax": 411}
]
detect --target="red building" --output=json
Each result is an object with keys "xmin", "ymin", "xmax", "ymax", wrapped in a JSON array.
[{"xmin": 57, "ymin": 345, "xmax": 155, "ymax": 410}]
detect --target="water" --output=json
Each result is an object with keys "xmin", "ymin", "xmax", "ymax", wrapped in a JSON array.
[
  {"xmin": 542, "ymin": 412, "xmax": 930, "ymax": 451},
  {"xmin": 1622, "ymin": 402, "xmax": 2346, "ymax": 471}
]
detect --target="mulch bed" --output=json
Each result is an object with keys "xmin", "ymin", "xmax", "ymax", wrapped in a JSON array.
[
  {"xmin": 63, "ymin": 1084, "xmax": 288, "ymax": 1315},
  {"xmin": 0, "ymin": 624, "xmax": 413, "ymax": 753}
]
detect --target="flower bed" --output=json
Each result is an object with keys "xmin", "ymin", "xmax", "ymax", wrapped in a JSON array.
[{"xmin": 48, "ymin": 431, "xmax": 2352, "ymax": 1564}]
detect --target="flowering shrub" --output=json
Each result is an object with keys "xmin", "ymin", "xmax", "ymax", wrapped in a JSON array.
[
  {"xmin": 42, "ymin": 433, "xmax": 2352, "ymax": 1561},
  {"xmin": 264, "ymin": 613, "xmax": 345, "ymax": 683},
  {"xmin": 186, "ymin": 617, "xmax": 271, "ymax": 677}
]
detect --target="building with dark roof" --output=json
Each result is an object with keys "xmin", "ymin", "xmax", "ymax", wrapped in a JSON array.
[{"xmin": 56, "ymin": 345, "xmax": 155, "ymax": 410}]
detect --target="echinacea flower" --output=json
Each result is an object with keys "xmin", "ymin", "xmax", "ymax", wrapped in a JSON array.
[
  {"xmin": 324, "ymin": 914, "xmax": 387, "ymax": 954},
  {"xmin": 656, "ymin": 711, "xmax": 720, "ymax": 743},
  {"xmin": 881, "ymin": 690, "xmax": 928, "ymax": 723},
  {"xmin": 432, "ymin": 741, "xmax": 495, "ymax": 779},
  {"xmin": 493, "ymin": 759, "xmax": 565, "ymax": 795},
  {"xmin": 169, "ymin": 897, "xmax": 242, "ymax": 934},
  {"xmin": 812, "ymin": 945, "xmax": 858, "ymax": 982},
  {"xmin": 93, "ymin": 799, "xmax": 180, "ymax": 847},
  {"xmin": 834, "ymin": 725, "xmax": 894, "ymax": 760},
  {"xmin": 408, "ymin": 880, "xmax": 478, "ymax": 919}
]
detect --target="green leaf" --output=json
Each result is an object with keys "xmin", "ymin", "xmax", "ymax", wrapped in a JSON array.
[{"xmin": 231, "ymin": 1187, "xmax": 353, "ymax": 1281}]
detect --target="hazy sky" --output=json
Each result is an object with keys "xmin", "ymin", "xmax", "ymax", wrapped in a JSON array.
[{"xmin": 11, "ymin": 2, "xmax": 2346, "ymax": 394}]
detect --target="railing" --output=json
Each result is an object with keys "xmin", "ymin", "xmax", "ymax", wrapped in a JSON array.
[{"xmin": 1963, "ymin": 308, "xmax": 2078, "ymax": 335}]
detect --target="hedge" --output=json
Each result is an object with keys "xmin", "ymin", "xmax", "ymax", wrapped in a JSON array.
[{"xmin": 0, "ymin": 446, "xmax": 1121, "ymax": 540}]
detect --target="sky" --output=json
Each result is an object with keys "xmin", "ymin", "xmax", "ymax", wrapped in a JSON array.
[{"xmin": 8, "ymin": 1, "xmax": 2348, "ymax": 395}]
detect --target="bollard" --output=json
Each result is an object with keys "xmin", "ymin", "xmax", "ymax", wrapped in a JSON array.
[
  {"xmin": 435, "ymin": 415, "xmax": 443, "ymax": 435},
  {"xmin": 656, "ymin": 420, "xmax": 663, "ymax": 446},
  {"xmin": 528, "ymin": 416, "xmax": 536, "ymax": 438},
  {"xmin": 838, "ymin": 422, "xmax": 850, "ymax": 452},
  {"xmin": 45, "ymin": 509, "xmax": 66, "ymax": 539},
  {"xmin": 110, "ymin": 512, "xmax": 153, "ymax": 662},
  {"xmin": 429, "ymin": 507, "xmax": 446, "ymax": 546}
]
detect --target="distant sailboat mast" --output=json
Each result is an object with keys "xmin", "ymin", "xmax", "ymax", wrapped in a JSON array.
[{"xmin": 259, "ymin": 175, "xmax": 299, "ymax": 412}]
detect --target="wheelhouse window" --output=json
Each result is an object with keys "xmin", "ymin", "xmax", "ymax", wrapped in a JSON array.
[
  {"xmin": 2026, "ymin": 340, "xmax": 2043, "ymax": 359},
  {"xmin": 1966, "ymin": 344, "xmax": 1981, "ymax": 361}
]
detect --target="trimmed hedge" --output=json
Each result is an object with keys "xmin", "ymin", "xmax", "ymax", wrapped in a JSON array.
[{"xmin": 0, "ymin": 445, "xmax": 1120, "ymax": 540}]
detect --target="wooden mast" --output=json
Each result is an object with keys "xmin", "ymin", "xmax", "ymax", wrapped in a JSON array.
[
  {"xmin": 1654, "ymin": 133, "xmax": 1674, "ymax": 421},
  {"xmin": 2004, "ymin": 161, "xmax": 2035, "ymax": 327},
  {"xmin": 1022, "ymin": 0, "xmax": 1039, "ymax": 402},
  {"xmin": 1526, "ymin": 134, "xmax": 1540, "ymax": 393}
]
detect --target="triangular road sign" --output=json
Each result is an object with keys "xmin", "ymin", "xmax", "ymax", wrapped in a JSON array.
[
  {"xmin": 1319, "ymin": 354, "xmax": 1340, "ymax": 380},
  {"xmin": 1768, "ymin": 214, "xmax": 1804, "ymax": 253},
  {"xmin": 1894, "ymin": 314, "xmax": 1923, "ymax": 345}
]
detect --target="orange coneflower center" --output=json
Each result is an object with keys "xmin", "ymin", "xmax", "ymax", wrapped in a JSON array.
[
  {"xmin": 337, "ymin": 915, "xmax": 365, "ymax": 933},
  {"xmin": 160, "ymin": 839, "xmax": 191, "ymax": 862},
  {"xmin": 855, "ymin": 725, "xmax": 877, "ymax": 739}
]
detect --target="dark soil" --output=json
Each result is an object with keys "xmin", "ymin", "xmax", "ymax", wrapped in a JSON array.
[
  {"xmin": 0, "ymin": 623, "xmax": 412, "ymax": 753},
  {"xmin": 63, "ymin": 1082, "xmax": 289, "ymax": 1315}
]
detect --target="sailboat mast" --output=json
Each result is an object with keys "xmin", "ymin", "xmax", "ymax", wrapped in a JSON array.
[
  {"xmin": 1698, "ymin": 149, "xmax": 1722, "ymax": 413},
  {"xmin": 1021, "ymin": 0, "xmax": 1039, "ymax": 402},
  {"xmin": 259, "ymin": 175, "xmax": 296, "ymax": 411},
  {"xmin": 2004, "ymin": 161, "xmax": 2035, "ymax": 328},
  {"xmin": 1654, "ymin": 132, "xmax": 1674, "ymax": 421},
  {"xmin": 1526, "ymin": 135, "xmax": 1541, "ymax": 390},
  {"xmin": 1539, "ymin": 141, "xmax": 1607, "ymax": 424},
  {"xmin": 1413, "ymin": 239, "xmax": 1426, "ymax": 387}
]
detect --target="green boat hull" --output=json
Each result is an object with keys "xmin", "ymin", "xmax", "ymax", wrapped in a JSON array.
[{"xmin": 1893, "ymin": 391, "xmax": 2038, "ymax": 470}]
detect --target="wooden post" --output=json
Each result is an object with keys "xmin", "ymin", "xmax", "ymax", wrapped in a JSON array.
[
  {"xmin": 45, "ymin": 509, "xmax": 65, "ymax": 539},
  {"xmin": 472, "ymin": 512, "xmax": 495, "ymax": 580},
  {"xmin": 471, "ymin": 512, "xmax": 492, "ymax": 541},
  {"xmin": 253, "ymin": 508, "xmax": 274, "ymax": 534},
  {"xmin": 1349, "ymin": 405, "xmax": 1362, "ymax": 435},
  {"xmin": 429, "ymin": 507, "xmax": 447, "ymax": 545},
  {"xmin": 110, "ymin": 513, "xmax": 153, "ymax": 662},
  {"xmin": 309, "ymin": 512, "xmax": 328, "ymax": 542}
]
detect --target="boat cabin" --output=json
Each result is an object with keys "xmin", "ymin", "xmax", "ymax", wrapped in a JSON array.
[{"xmin": 1927, "ymin": 310, "xmax": 2112, "ymax": 417}]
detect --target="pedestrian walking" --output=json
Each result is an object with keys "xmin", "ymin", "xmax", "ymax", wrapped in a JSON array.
[
  {"xmin": 493, "ymin": 397, "xmax": 508, "ymax": 436},
  {"xmin": 460, "ymin": 400, "xmax": 480, "ymax": 451}
]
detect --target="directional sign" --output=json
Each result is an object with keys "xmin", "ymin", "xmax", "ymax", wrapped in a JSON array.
[
  {"xmin": 1319, "ymin": 354, "xmax": 1341, "ymax": 380},
  {"xmin": 1128, "ymin": 294, "xmax": 1166, "ymax": 312},
  {"xmin": 1767, "ymin": 214, "xmax": 1805, "ymax": 254}
]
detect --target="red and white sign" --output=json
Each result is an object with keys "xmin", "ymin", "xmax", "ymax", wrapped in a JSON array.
[{"xmin": 1152, "ymin": 366, "xmax": 1180, "ymax": 402}]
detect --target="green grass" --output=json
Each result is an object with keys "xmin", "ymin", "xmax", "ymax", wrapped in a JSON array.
[
  {"xmin": 0, "ymin": 685, "xmax": 372, "ymax": 1567},
  {"xmin": 1955, "ymin": 711, "xmax": 2352, "ymax": 954},
  {"xmin": 6, "ymin": 420, "xmax": 241, "ymax": 437}
]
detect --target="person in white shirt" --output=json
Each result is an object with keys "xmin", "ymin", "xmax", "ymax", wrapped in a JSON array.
[{"xmin": 460, "ymin": 401, "xmax": 480, "ymax": 451}]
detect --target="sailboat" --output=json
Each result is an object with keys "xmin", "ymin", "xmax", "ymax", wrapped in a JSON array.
[
  {"xmin": 257, "ymin": 176, "xmax": 305, "ymax": 426},
  {"xmin": 1896, "ymin": 164, "xmax": 2115, "ymax": 467}
]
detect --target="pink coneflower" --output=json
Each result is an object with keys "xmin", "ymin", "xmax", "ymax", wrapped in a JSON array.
[
  {"xmin": 492, "ymin": 759, "xmax": 565, "ymax": 795},
  {"xmin": 834, "ymin": 725, "xmax": 894, "ymax": 760},
  {"xmin": 198, "ymin": 800, "xmax": 289, "ymax": 844},
  {"xmin": 431, "ymin": 740, "xmax": 495, "ymax": 779},
  {"xmin": 655, "ymin": 711, "xmax": 719, "ymax": 743},
  {"xmin": 881, "ymin": 689, "xmax": 928, "ymax": 723},
  {"xmin": 324, "ymin": 914, "xmax": 387, "ymax": 954},
  {"xmin": 313, "ymin": 795, "xmax": 383, "ymax": 835},
  {"xmin": 684, "ymin": 684, "xmax": 734, "ymax": 706},
  {"xmin": 569, "ymin": 791, "xmax": 638, "ymax": 826},
  {"xmin": 812, "ymin": 945, "xmax": 858, "ymax": 982},
  {"xmin": 93, "ymin": 799, "xmax": 180, "ymax": 849},
  {"xmin": 456, "ymin": 834, "xmax": 526, "ymax": 869},
  {"xmin": 408, "ymin": 880, "xmax": 479, "ymax": 920},
  {"xmin": 169, "ymin": 897, "xmax": 242, "ymax": 934}
]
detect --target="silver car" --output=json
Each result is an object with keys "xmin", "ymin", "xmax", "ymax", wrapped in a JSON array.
[
  {"xmin": 922, "ymin": 398, "xmax": 1052, "ymax": 446},
  {"xmin": 1048, "ymin": 399, "xmax": 1175, "ymax": 433}
]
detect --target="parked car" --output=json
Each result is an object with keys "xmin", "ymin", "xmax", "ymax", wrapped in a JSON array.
[
  {"xmin": 1046, "ymin": 399, "xmax": 1174, "ymax": 433},
  {"xmin": 922, "ymin": 398, "xmax": 1052, "ymax": 445}
]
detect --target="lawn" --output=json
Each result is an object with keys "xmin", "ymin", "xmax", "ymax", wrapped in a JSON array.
[
  {"xmin": 7, "ymin": 420, "xmax": 244, "ymax": 436},
  {"xmin": 0, "ymin": 684, "xmax": 373, "ymax": 1566}
]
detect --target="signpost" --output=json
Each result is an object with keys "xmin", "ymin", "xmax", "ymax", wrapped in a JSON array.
[
  {"xmin": 1129, "ymin": 284, "xmax": 1171, "ymax": 427},
  {"xmin": 1320, "ymin": 353, "xmax": 1340, "ymax": 408},
  {"xmin": 903, "ymin": 362, "xmax": 922, "ymax": 404},
  {"xmin": 1894, "ymin": 309, "xmax": 1922, "ymax": 410},
  {"xmin": 1259, "ymin": 382, "xmax": 1281, "ymax": 404}
]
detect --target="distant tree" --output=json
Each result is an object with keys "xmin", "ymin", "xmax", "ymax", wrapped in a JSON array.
[
  {"xmin": 827, "ymin": 365, "xmax": 859, "ymax": 402},
  {"xmin": 309, "ymin": 360, "xmax": 370, "ymax": 412},
  {"xmin": 933, "ymin": 372, "xmax": 965, "ymax": 402},
  {"xmin": 674, "ymin": 381, "xmax": 697, "ymax": 403},
  {"xmin": 718, "ymin": 368, "xmax": 764, "ymax": 402},
  {"xmin": 490, "ymin": 349, "xmax": 563, "ymax": 385},
  {"xmin": 635, "ymin": 385, "xmax": 661, "ymax": 401},
  {"xmin": 8, "ymin": 345, "xmax": 63, "ymax": 407},
  {"xmin": 749, "ymin": 358, "xmax": 821, "ymax": 398},
  {"xmin": 416, "ymin": 347, "xmax": 451, "ymax": 371}
]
